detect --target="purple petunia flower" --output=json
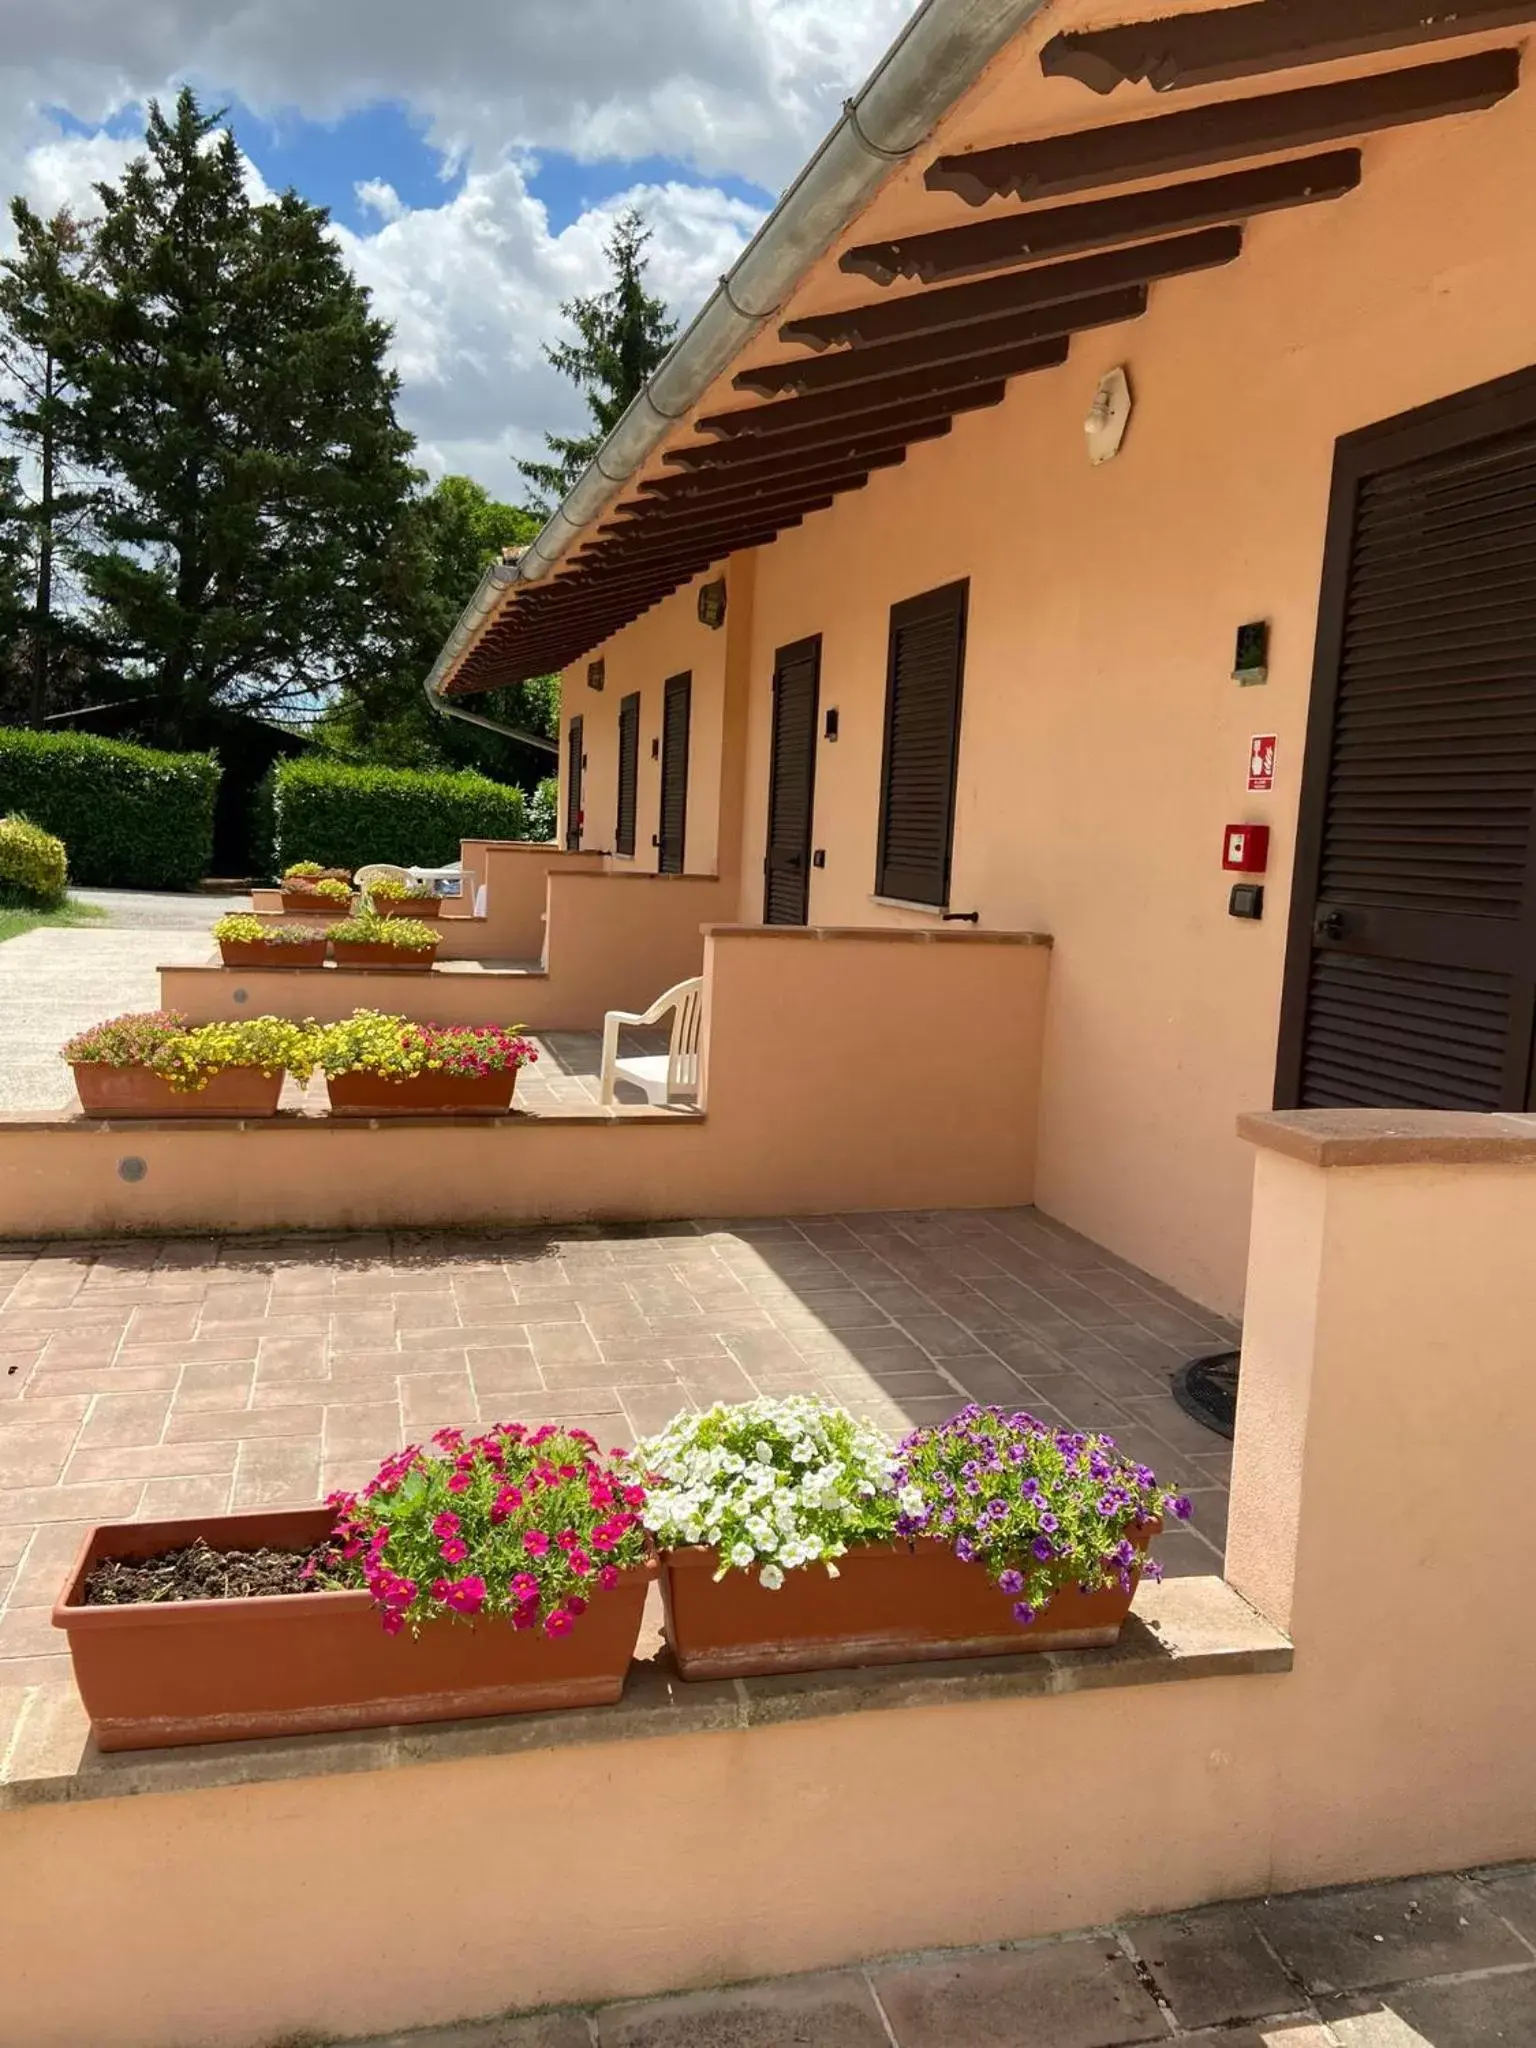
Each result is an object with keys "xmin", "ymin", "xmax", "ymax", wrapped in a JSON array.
[
  {"xmin": 955, "ymin": 1535, "xmax": 977, "ymax": 1563},
  {"xmin": 998, "ymin": 1569, "xmax": 1024, "ymax": 1596},
  {"xmin": 1039, "ymin": 1511, "xmax": 1058, "ymax": 1532},
  {"xmin": 1169, "ymin": 1495, "xmax": 1194, "ymax": 1522},
  {"xmin": 1031, "ymin": 1535, "xmax": 1055, "ymax": 1561},
  {"xmin": 1012, "ymin": 1601, "xmax": 1038, "ymax": 1626}
]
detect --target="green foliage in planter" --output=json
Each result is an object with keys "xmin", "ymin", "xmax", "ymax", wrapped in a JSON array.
[
  {"xmin": 0, "ymin": 816, "xmax": 68, "ymax": 907},
  {"xmin": 213, "ymin": 914, "xmax": 327, "ymax": 946},
  {"xmin": 331, "ymin": 909, "xmax": 438, "ymax": 950},
  {"xmin": 268, "ymin": 756, "xmax": 527, "ymax": 873},
  {"xmin": 365, "ymin": 874, "xmax": 433, "ymax": 901},
  {"xmin": 0, "ymin": 728, "xmax": 217, "ymax": 888},
  {"xmin": 282, "ymin": 861, "xmax": 350, "ymax": 883},
  {"xmin": 327, "ymin": 1423, "xmax": 650, "ymax": 1635},
  {"xmin": 61, "ymin": 1010, "xmax": 320, "ymax": 1090},
  {"xmin": 636, "ymin": 1395, "xmax": 900, "ymax": 1589},
  {"xmin": 315, "ymin": 1010, "xmax": 536, "ymax": 1080}
]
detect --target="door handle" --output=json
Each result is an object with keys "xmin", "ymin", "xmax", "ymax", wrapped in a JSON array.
[{"xmin": 1313, "ymin": 909, "xmax": 1346, "ymax": 942}]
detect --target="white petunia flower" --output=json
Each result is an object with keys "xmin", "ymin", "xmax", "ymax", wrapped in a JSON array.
[{"xmin": 759, "ymin": 1563, "xmax": 785, "ymax": 1591}]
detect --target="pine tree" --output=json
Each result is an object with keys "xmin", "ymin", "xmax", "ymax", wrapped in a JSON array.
[
  {"xmin": 0, "ymin": 205, "xmax": 101, "ymax": 725},
  {"xmin": 59, "ymin": 89, "xmax": 420, "ymax": 743},
  {"xmin": 518, "ymin": 209, "xmax": 677, "ymax": 514}
]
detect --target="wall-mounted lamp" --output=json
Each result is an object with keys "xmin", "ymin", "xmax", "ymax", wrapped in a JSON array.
[
  {"xmin": 698, "ymin": 580, "xmax": 727, "ymax": 630},
  {"xmin": 1085, "ymin": 367, "xmax": 1133, "ymax": 467},
  {"xmin": 587, "ymin": 659, "xmax": 606, "ymax": 692},
  {"xmin": 824, "ymin": 708, "xmax": 840, "ymax": 742}
]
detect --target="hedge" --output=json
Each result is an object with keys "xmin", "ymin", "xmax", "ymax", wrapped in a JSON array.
[
  {"xmin": 266, "ymin": 757, "xmax": 529, "ymax": 874},
  {"xmin": 0, "ymin": 728, "xmax": 218, "ymax": 889}
]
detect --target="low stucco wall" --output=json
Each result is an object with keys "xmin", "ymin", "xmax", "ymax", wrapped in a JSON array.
[
  {"xmin": 162, "ymin": 872, "xmax": 740, "ymax": 1031},
  {"xmin": 12, "ymin": 927, "xmax": 1051, "ymax": 1235},
  {"xmin": 4, "ymin": 1111, "xmax": 1533, "ymax": 2048}
]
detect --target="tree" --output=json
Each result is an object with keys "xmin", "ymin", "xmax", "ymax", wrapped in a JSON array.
[
  {"xmin": 320, "ymin": 473, "xmax": 558, "ymax": 784},
  {"xmin": 58, "ymin": 89, "xmax": 421, "ymax": 744},
  {"xmin": 0, "ymin": 205, "xmax": 102, "ymax": 725},
  {"xmin": 518, "ymin": 209, "xmax": 676, "ymax": 514}
]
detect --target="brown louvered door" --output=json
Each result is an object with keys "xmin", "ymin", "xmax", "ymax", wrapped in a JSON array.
[
  {"xmin": 764, "ymin": 636, "xmax": 821, "ymax": 925},
  {"xmin": 876, "ymin": 581, "xmax": 969, "ymax": 907},
  {"xmin": 564, "ymin": 716, "xmax": 584, "ymax": 852},
  {"xmin": 657, "ymin": 672, "xmax": 691, "ymax": 874},
  {"xmin": 615, "ymin": 692, "xmax": 640, "ymax": 857},
  {"xmin": 1278, "ymin": 370, "xmax": 1536, "ymax": 1112}
]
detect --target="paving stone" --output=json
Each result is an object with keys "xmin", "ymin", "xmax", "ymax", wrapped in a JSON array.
[
  {"xmin": 872, "ymin": 1939, "xmax": 1165, "ymax": 2047},
  {"xmin": 1176, "ymin": 2028, "xmax": 1331, "ymax": 2048},
  {"xmin": 76, "ymin": 1390, "xmax": 170, "ymax": 1448},
  {"xmin": 1130, "ymin": 1901, "xmax": 1301, "ymax": 2029},
  {"xmin": 346, "ymin": 2014, "xmax": 594, "ymax": 2048},
  {"xmin": 231, "ymin": 1438, "xmax": 322, "ymax": 1509},
  {"xmin": 598, "ymin": 1970, "xmax": 889, "ymax": 2047},
  {"xmin": 139, "ymin": 1473, "xmax": 236, "ymax": 1517},
  {"xmin": 1477, "ymin": 1864, "xmax": 1536, "ymax": 1944},
  {"xmin": 1324, "ymin": 1966, "xmax": 1536, "ymax": 2043},
  {"xmin": 1255, "ymin": 1875, "xmax": 1530, "ymax": 1995}
]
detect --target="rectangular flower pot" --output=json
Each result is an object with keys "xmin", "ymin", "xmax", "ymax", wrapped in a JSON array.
[
  {"xmin": 659, "ymin": 1535, "xmax": 1152, "ymax": 1680},
  {"xmin": 71, "ymin": 1064, "xmax": 285, "ymax": 1120},
  {"xmin": 218, "ymin": 939, "xmax": 329, "ymax": 969},
  {"xmin": 54, "ymin": 1507, "xmax": 656, "ymax": 1751},
  {"xmin": 325, "ymin": 1068, "xmax": 520, "ymax": 1116},
  {"xmin": 331, "ymin": 941, "xmax": 438, "ymax": 971},
  {"xmin": 371, "ymin": 895, "xmax": 443, "ymax": 919},
  {"xmin": 279, "ymin": 891, "xmax": 352, "ymax": 915}
]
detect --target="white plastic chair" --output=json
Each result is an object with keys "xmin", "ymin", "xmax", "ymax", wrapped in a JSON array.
[{"xmin": 599, "ymin": 978, "xmax": 704, "ymax": 1106}]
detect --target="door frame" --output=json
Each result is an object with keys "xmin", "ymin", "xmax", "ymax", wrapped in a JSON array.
[
  {"xmin": 1275, "ymin": 361, "xmax": 1536, "ymax": 1109},
  {"xmin": 763, "ymin": 634, "xmax": 822, "ymax": 926}
]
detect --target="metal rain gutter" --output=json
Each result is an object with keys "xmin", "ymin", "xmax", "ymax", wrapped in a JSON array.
[{"xmin": 424, "ymin": 0, "xmax": 1052, "ymax": 712}]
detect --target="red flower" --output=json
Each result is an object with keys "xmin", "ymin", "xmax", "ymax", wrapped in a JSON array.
[
  {"xmin": 523, "ymin": 1530, "xmax": 550, "ymax": 1558},
  {"xmin": 556, "ymin": 1529, "xmax": 578, "ymax": 1552},
  {"xmin": 622, "ymin": 1485, "xmax": 646, "ymax": 1510},
  {"xmin": 446, "ymin": 1471, "xmax": 473, "ymax": 1495},
  {"xmin": 568, "ymin": 1550, "xmax": 592, "ymax": 1577},
  {"xmin": 442, "ymin": 1576, "xmax": 486, "ymax": 1617},
  {"xmin": 439, "ymin": 1538, "xmax": 469, "ymax": 1565},
  {"xmin": 381, "ymin": 1610, "xmax": 406, "ymax": 1636},
  {"xmin": 597, "ymin": 1565, "xmax": 621, "ymax": 1592},
  {"xmin": 431, "ymin": 1511, "xmax": 461, "ymax": 1540},
  {"xmin": 544, "ymin": 1608, "xmax": 574, "ymax": 1638}
]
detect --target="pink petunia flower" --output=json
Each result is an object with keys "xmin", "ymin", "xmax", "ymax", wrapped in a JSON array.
[
  {"xmin": 597, "ymin": 1565, "xmax": 621, "ymax": 1592},
  {"xmin": 544, "ymin": 1608, "xmax": 574, "ymax": 1638},
  {"xmin": 431, "ymin": 1511, "xmax": 461, "ymax": 1540},
  {"xmin": 440, "ymin": 1538, "xmax": 469, "ymax": 1565},
  {"xmin": 442, "ymin": 1576, "xmax": 487, "ymax": 1617},
  {"xmin": 446, "ymin": 1471, "xmax": 473, "ymax": 1494},
  {"xmin": 568, "ymin": 1550, "xmax": 592, "ymax": 1577},
  {"xmin": 523, "ymin": 1529, "xmax": 550, "ymax": 1558}
]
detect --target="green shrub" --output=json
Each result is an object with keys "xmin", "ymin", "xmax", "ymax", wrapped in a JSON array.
[
  {"xmin": 0, "ymin": 728, "xmax": 218, "ymax": 889},
  {"xmin": 267, "ymin": 758, "xmax": 528, "ymax": 874},
  {"xmin": 526, "ymin": 776, "xmax": 559, "ymax": 843},
  {"xmin": 0, "ymin": 815, "xmax": 68, "ymax": 906}
]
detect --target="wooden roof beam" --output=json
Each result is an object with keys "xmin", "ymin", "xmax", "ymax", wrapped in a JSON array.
[
  {"xmin": 627, "ymin": 440, "xmax": 923, "ymax": 509},
  {"xmin": 843, "ymin": 149, "xmax": 1359, "ymax": 284},
  {"xmin": 675, "ymin": 382, "xmax": 1005, "ymax": 459},
  {"xmin": 734, "ymin": 282, "xmax": 1145, "ymax": 399},
  {"xmin": 696, "ymin": 370, "xmax": 1011, "ymax": 446},
  {"xmin": 925, "ymin": 48, "xmax": 1518, "ymax": 205},
  {"xmin": 664, "ymin": 411, "xmax": 955, "ymax": 474},
  {"xmin": 1041, "ymin": 0, "xmax": 1536, "ymax": 97},
  {"xmin": 781, "ymin": 224, "xmax": 1240, "ymax": 353},
  {"xmin": 567, "ymin": 510, "xmax": 830, "ymax": 579}
]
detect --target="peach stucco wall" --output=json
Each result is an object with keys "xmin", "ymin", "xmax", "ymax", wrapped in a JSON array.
[
  {"xmin": 5, "ymin": 1118, "xmax": 1534, "ymax": 2047},
  {"xmin": 557, "ymin": 19, "xmax": 1536, "ymax": 1314},
  {"xmin": 22, "ymin": 929, "xmax": 1049, "ymax": 1236}
]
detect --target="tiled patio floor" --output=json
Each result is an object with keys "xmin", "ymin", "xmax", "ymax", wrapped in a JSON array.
[
  {"xmin": 0, "ymin": 1208, "xmax": 1234, "ymax": 1702},
  {"xmin": 336, "ymin": 1865, "xmax": 1536, "ymax": 2047}
]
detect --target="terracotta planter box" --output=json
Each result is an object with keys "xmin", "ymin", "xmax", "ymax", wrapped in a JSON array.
[
  {"xmin": 326, "ymin": 1067, "xmax": 521, "ymax": 1116},
  {"xmin": 280, "ymin": 890, "xmax": 352, "ymax": 915},
  {"xmin": 72, "ymin": 1064, "xmax": 285, "ymax": 1120},
  {"xmin": 371, "ymin": 895, "xmax": 442, "ymax": 919},
  {"xmin": 331, "ymin": 941, "xmax": 438, "ymax": 971},
  {"xmin": 659, "ymin": 1532, "xmax": 1154, "ymax": 1680},
  {"xmin": 218, "ymin": 939, "xmax": 328, "ymax": 970},
  {"xmin": 54, "ymin": 1507, "xmax": 656, "ymax": 1752}
]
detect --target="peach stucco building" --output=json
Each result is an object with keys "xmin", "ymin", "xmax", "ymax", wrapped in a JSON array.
[{"xmin": 428, "ymin": 0, "xmax": 1536, "ymax": 1317}]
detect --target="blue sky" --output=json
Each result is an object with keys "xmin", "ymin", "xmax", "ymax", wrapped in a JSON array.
[{"xmin": 8, "ymin": 0, "xmax": 909, "ymax": 498}]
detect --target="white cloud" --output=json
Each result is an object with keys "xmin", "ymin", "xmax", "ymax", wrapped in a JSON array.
[{"xmin": 0, "ymin": 0, "xmax": 918, "ymax": 501}]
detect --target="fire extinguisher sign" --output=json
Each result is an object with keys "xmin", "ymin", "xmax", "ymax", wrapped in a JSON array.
[{"xmin": 1248, "ymin": 735, "xmax": 1277, "ymax": 794}]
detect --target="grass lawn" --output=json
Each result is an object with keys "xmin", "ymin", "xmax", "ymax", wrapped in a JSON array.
[{"xmin": 0, "ymin": 896, "xmax": 110, "ymax": 945}]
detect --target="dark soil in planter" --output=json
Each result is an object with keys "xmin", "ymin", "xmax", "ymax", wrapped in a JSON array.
[
  {"xmin": 331, "ymin": 941, "xmax": 438, "ymax": 971},
  {"xmin": 82, "ymin": 1536, "xmax": 334, "ymax": 1606},
  {"xmin": 372, "ymin": 895, "xmax": 442, "ymax": 919}
]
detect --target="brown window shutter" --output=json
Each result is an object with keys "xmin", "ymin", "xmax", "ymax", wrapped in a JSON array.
[
  {"xmin": 615, "ymin": 693, "xmax": 640, "ymax": 857},
  {"xmin": 764, "ymin": 636, "xmax": 822, "ymax": 926},
  {"xmin": 564, "ymin": 716, "xmax": 584, "ymax": 851},
  {"xmin": 876, "ymin": 581, "xmax": 969, "ymax": 907},
  {"xmin": 659, "ymin": 673, "xmax": 691, "ymax": 875}
]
